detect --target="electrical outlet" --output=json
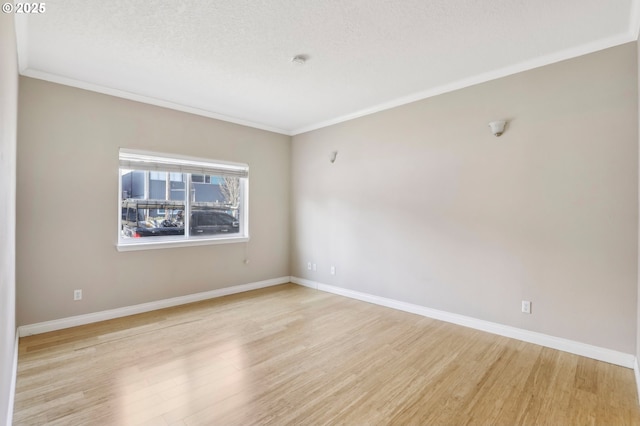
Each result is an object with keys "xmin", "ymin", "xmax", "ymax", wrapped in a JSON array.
[
  {"xmin": 74, "ymin": 289, "xmax": 82, "ymax": 301},
  {"xmin": 312, "ymin": 263, "xmax": 317, "ymax": 271},
  {"xmin": 330, "ymin": 266, "xmax": 336, "ymax": 275},
  {"xmin": 521, "ymin": 300, "xmax": 531, "ymax": 314}
]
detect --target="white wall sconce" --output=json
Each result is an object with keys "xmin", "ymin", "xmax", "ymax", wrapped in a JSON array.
[
  {"xmin": 291, "ymin": 54, "xmax": 308, "ymax": 65},
  {"xmin": 488, "ymin": 120, "xmax": 507, "ymax": 137}
]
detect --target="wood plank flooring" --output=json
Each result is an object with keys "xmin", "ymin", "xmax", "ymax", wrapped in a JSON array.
[{"xmin": 13, "ymin": 283, "xmax": 640, "ymax": 425}]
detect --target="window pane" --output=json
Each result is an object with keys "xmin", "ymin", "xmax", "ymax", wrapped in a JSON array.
[
  {"xmin": 120, "ymin": 170, "xmax": 186, "ymax": 240},
  {"xmin": 149, "ymin": 171, "xmax": 164, "ymax": 181},
  {"xmin": 121, "ymin": 170, "xmax": 145, "ymax": 199},
  {"xmin": 189, "ymin": 175, "xmax": 240, "ymax": 236},
  {"xmin": 118, "ymin": 150, "xmax": 248, "ymax": 248}
]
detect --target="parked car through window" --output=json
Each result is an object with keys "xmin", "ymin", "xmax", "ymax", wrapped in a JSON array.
[{"xmin": 118, "ymin": 149, "xmax": 248, "ymax": 250}]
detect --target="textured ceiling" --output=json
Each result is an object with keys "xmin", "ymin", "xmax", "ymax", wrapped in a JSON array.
[{"xmin": 15, "ymin": 0, "xmax": 640, "ymax": 135}]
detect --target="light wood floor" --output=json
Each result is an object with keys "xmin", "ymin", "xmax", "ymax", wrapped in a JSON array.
[{"xmin": 14, "ymin": 283, "xmax": 640, "ymax": 425}]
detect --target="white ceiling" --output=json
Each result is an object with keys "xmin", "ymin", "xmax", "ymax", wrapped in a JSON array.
[{"xmin": 15, "ymin": 0, "xmax": 640, "ymax": 135}]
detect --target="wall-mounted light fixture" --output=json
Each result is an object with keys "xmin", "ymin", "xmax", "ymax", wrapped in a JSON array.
[
  {"xmin": 488, "ymin": 120, "xmax": 507, "ymax": 137},
  {"xmin": 330, "ymin": 151, "xmax": 338, "ymax": 163},
  {"xmin": 291, "ymin": 54, "xmax": 308, "ymax": 65}
]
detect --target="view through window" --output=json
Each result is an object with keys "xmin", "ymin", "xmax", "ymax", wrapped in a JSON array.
[{"xmin": 118, "ymin": 149, "xmax": 248, "ymax": 248}]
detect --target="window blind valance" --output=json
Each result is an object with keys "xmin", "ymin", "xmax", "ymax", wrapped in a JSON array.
[{"xmin": 119, "ymin": 149, "xmax": 249, "ymax": 178}]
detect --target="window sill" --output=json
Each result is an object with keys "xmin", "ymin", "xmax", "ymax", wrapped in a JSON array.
[{"xmin": 117, "ymin": 235, "xmax": 249, "ymax": 252}]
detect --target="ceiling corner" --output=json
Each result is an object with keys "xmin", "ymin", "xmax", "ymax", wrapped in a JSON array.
[
  {"xmin": 630, "ymin": 0, "xmax": 640, "ymax": 40},
  {"xmin": 13, "ymin": 13, "xmax": 29, "ymax": 72}
]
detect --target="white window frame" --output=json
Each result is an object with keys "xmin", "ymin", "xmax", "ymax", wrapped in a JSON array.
[{"xmin": 117, "ymin": 148, "xmax": 249, "ymax": 251}]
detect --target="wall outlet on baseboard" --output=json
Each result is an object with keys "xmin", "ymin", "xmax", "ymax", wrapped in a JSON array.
[
  {"xmin": 312, "ymin": 263, "xmax": 317, "ymax": 271},
  {"xmin": 521, "ymin": 300, "xmax": 531, "ymax": 314},
  {"xmin": 307, "ymin": 262, "xmax": 312, "ymax": 271},
  {"xmin": 74, "ymin": 289, "xmax": 82, "ymax": 301},
  {"xmin": 330, "ymin": 266, "xmax": 336, "ymax": 275}
]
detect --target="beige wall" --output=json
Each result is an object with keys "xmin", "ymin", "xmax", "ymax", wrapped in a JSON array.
[
  {"xmin": 11, "ymin": 31, "xmax": 640, "ymax": 372},
  {"xmin": 16, "ymin": 77, "xmax": 291, "ymax": 326},
  {"xmin": 292, "ymin": 42, "xmax": 639, "ymax": 354},
  {"xmin": 0, "ymin": 9, "xmax": 18, "ymax": 424}
]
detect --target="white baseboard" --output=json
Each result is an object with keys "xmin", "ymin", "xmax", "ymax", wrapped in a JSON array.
[
  {"xmin": 293, "ymin": 277, "xmax": 318, "ymax": 289},
  {"xmin": 18, "ymin": 276, "xmax": 291, "ymax": 337},
  {"xmin": 635, "ymin": 358, "xmax": 640, "ymax": 403},
  {"xmin": 6, "ymin": 332, "xmax": 18, "ymax": 426},
  {"xmin": 291, "ymin": 277, "xmax": 636, "ymax": 369},
  {"xmin": 16, "ymin": 274, "xmax": 638, "ymax": 370}
]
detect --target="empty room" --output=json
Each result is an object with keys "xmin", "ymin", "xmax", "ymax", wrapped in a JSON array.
[{"xmin": 3, "ymin": 0, "xmax": 640, "ymax": 424}]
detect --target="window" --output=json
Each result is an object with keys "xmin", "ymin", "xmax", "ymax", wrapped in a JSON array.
[{"xmin": 118, "ymin": 149, "xmax": 249, "ymax": 251}]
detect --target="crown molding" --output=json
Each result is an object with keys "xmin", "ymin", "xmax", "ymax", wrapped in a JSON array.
[
  {"xmin": 630, "ymin": 0, "xmax": 640, "ymax": 40},
  {"xmin": 19, "ymin": 68, "xmax": 292, "ymax": 136},
  {"xmin": 290, "ymin": 33, "xmax": 634, "ymax": 135}
]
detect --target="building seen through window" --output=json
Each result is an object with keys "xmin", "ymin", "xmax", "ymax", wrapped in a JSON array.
[{"xmin": 119, "ymin": 150, "xmax": 248, "ymax": 246}]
